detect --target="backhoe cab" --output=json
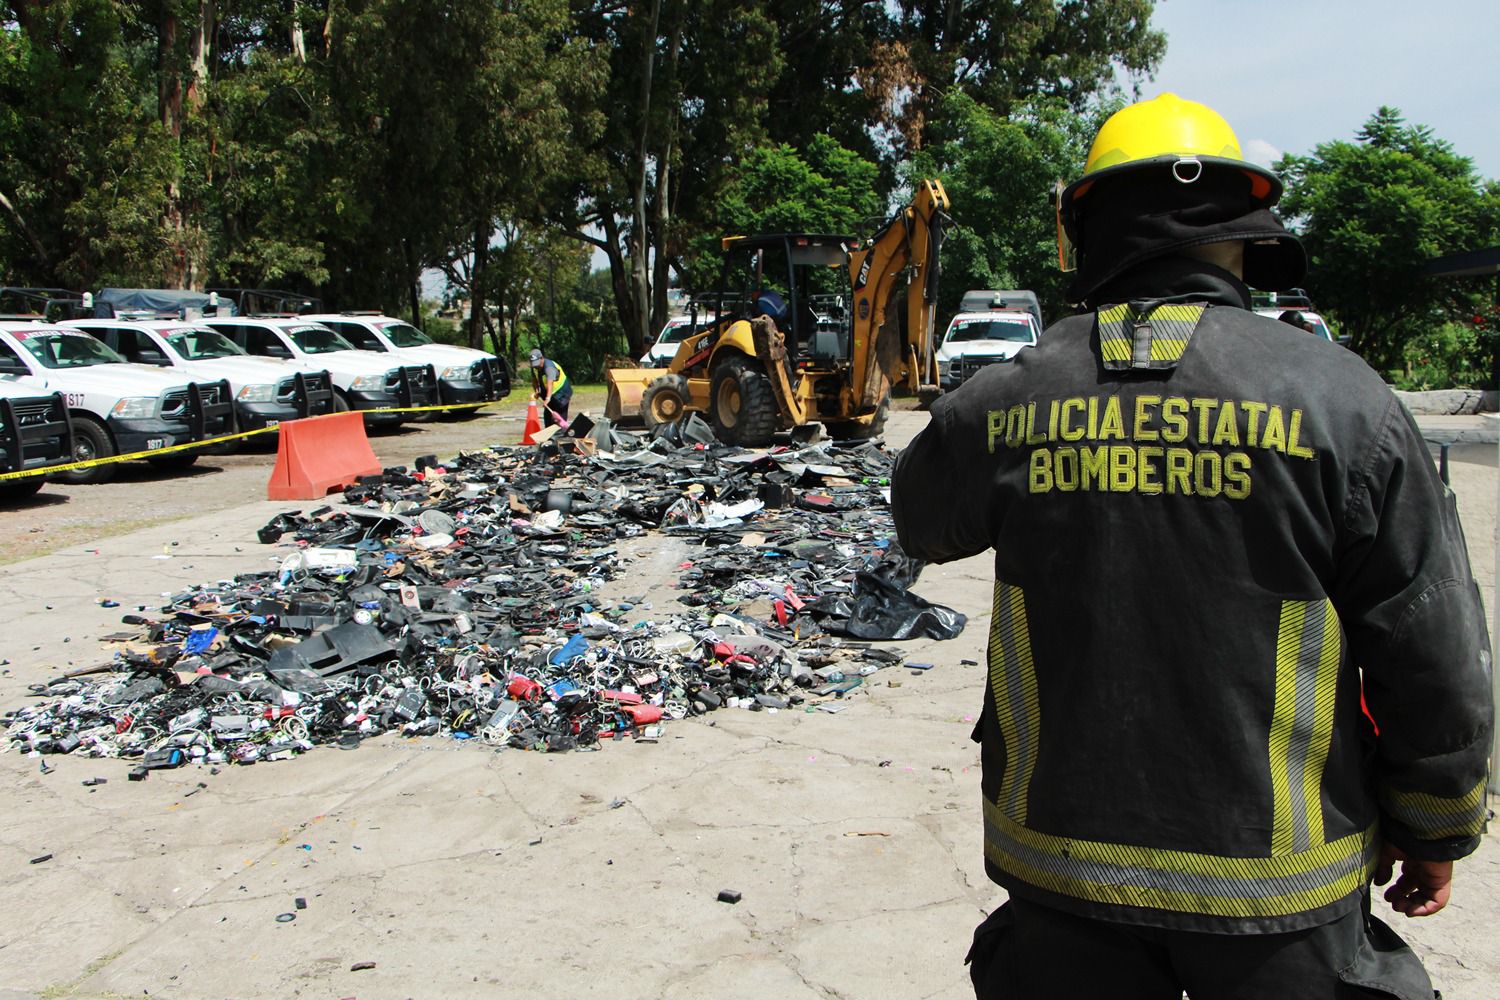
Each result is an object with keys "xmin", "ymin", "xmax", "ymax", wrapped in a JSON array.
[{"xmin": 605, "ymin": 178, "xmax": 949, "ymax": 445}]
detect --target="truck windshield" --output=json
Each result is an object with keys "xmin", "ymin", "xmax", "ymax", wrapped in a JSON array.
[
  {"xmin": 285, "ymin": 325, "xmax": 356, "ymax": 354},
  {"xmin": 165, "ymin": 329, "xmax": 246, "ymax": 360},
  {"xmin": 379, "ymin": 322, "xmax": 433, "ymax": 348},
  {"xmin": 945, "ymin": 317, "xmax": 1035, "ymax": 343},
  {"xmin": 658, "ymin": 321, "xmax": 693, "ymax": 344},
  {"xmin": 18, "ymin": 332, "xmax": 127, "ymax": 369}
]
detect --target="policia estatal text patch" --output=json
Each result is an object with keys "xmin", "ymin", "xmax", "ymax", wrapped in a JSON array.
[{"xmin": 985, "ymin": 305, "xmax": 1315, "ymax": 500}]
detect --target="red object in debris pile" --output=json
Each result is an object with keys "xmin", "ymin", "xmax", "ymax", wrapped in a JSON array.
[
  {"xmin": 601, "ymin": 690, "xmax": 643, "ymax": 705},
  {"xmin": 507, "ymin": 675, "xmax": 544, "ymax": 701},
  {"xmin": 622, "ymin": 703, "xmax": 663, "ymax": 725}
]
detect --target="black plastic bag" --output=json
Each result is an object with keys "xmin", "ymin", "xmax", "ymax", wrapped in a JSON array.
[{"xmin": 809, "ymin": 571, "xmax": 966, "ymax": 641}]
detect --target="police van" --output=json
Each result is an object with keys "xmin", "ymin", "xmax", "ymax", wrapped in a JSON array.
[{"xmin": 0, "ymin": 322, "xmax": 233, "ymax": 484}]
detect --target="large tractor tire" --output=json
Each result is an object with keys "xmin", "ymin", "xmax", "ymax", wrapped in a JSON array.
[
  {"xmin": 824, "ymin": 395, "xmax": 890, "ymax": 442},
  {"xmin": 710, "ymin": 355, "xmax": 778, "ymax": 447},
  {"xmin": 641, "ymin": 374, "xmax": 692, "ymax": 430},
  {"xmin": 56, "ymin": 415, "xmax": 117, "ymax": 485}
]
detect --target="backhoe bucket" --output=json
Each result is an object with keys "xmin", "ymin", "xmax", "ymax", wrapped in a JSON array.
[{"xmin": 604, "ymin": 367, "xmax": 669, "ymax": 423}]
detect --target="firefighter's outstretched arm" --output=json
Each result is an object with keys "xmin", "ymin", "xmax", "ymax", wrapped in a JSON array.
[{"xmin": 892, "ymin": 394, "xmax": 995, "ymax": 564}]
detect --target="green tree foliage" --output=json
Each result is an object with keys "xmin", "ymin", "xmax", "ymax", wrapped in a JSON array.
[
  {"xmin": 1, "ymin": 0, "xmax": 1163, "ymax": 364},
  {"xmin": 912, "ymin": 92, "xmax": 1106, "ymax": 322},
  {"xmin": 878, "ymin": 0, "xmax": 1163, "ymax": 152},
  {"xmin": 1277, "ymin": 108, "xmax": 1500, "ymax": 374},
  {"xmin": 0, "ymin": 2, "xmax": 180, "ymax": 287},
  {"xmin": 682, "ymin": 135, "xmax": 884, "ymax": 292}
]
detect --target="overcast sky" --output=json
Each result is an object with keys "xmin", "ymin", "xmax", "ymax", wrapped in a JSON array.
[{"xmin": 1137, "ymin": 0, "xmax": 1500, "ymax": 178}]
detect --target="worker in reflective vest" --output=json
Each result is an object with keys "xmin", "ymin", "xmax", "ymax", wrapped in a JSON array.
[
  {"xmin": 529, "ymin": 348, "xmax": 572, "ymax": 426},
  {"xmin": 893, "ymin": 93, "xmax": 1492, "ymax": 1000}
]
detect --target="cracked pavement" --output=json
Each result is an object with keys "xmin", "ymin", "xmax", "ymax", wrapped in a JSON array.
[{"xmin": 0, "ymin": 410, "xmax": 1495, "ymax": 999}]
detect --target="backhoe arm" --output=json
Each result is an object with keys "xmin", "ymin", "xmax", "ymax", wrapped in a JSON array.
[{"xmin": 845, "ymin": 178, "xmax": 950, "ymax": 409}]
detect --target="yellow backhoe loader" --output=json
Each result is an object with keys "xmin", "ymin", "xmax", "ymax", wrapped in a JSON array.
[{"xmin": 604, "ymin": 178, "xmax": 950, "ymax": 445}]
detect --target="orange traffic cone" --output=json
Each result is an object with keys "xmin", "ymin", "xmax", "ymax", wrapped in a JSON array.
[{"xmin": 521, "ymin": 399, "xmax": 543, "ymax": 444}]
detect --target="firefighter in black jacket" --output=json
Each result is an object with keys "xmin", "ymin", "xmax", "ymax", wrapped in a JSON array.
[{"xmin": 893, "ymin": 94, "xmax": 1492, "ymax": 999}]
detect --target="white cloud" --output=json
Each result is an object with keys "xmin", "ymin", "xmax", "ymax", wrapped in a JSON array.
[{"xmin": 1242, "ymin": 138, "xmax": 1283, "ymax": 169}]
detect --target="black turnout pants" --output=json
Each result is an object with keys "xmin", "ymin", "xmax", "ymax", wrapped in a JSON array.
[{"xmin": 967, "ymin": 893, "xmax": 1435, "ymax": 1000}]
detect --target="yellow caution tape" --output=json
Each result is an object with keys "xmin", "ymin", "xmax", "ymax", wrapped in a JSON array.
[{"xmin": 0, "ymin": 399, "xmax": 508, "ymax": 482}]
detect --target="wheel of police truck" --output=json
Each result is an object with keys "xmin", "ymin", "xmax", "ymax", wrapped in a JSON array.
[
  {"xmin": 56, "ymin": 415, "xmax": 117, "ymax": 485},
  {"xmin": 641, "ymin": 374, "xmax": 692, "ymax": 430},
  {"xmin": 333, "ymin": 389, "xmax": 351, "ymax": 413},
  {"xmin": 824, "ymin": 395, "xmax": 890, "ymax": 441},
  {"xmin": 710, "ymin": 355, "xmax": 778, "ymax": 447}
]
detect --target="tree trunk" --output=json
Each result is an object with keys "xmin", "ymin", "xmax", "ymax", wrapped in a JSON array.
[
  {"xmin": 469, "ymin": 216, "xmax": 491, "ymax": 350},
  {"xmin": 601, "ymin": 211, "xmax": 641, "ymax": 356},
  {"xmin": 0, "ymin": 188, "xmax": 50, "ymax": 268},
  {"xmin": 649, "ymin": 18, "xmax": 681, "ymax": 334},
  {"xmin": 288, "ymin": 0, "xmax": 307, "ymax": 63},
  {"xmin": 402, "ymin": 239, "xmax": 422, "ymax": 328},
  {"xmin": 158, "ymin": 11, "xmax": 183, "ymax": 138},
  {"xmin": 628, "ymin": 0, "xmax": 662, "ymax": 358},
  {"xmin": 186, "ymin": 1, "xmax": 215, "ymax": 111},
  {"xmin": 158, "ymin": 8, "xmax": 188, "ymax": 287}
]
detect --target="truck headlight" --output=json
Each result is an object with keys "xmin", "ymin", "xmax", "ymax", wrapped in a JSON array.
[
  {"xmin": 236, "ymin": 383, "xmax": 276, "ymax": 402},
  {"xmin": 349, "ymin": 374, "xmax": 385, "ymax": 391},
  {"xmin": 111, "ymin": 397, "xmax": 157, "ymax": 419},
  {"xmin": 439, "ymin": 365, "xmax": 470, "ymax": 380}
]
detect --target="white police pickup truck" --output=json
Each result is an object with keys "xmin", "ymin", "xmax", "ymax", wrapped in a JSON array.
[
  {"xmin": 936, "ymin": 310, "xmax": 1041, "ymax": 391},
  {"xmin": 200, "ymin": 316, "xmax": 438, "ymax": 428},
  {"xmin": 640, "ymin": 315, "xmax": 696, "ymax": 366},
  {"xmin": 0, "ymin": 382, "xmax": 72, "ymax": 501},
  {"xmin": 305, "ymin": 313, "xmax": 509, "ymax": 413},
  {"xmin": 60, "ymin": 319, "xmax": 335, "ymax": 432},
  {"xmin": 0, "ymin": 322, "xmax": 233, "ymax": 484}
]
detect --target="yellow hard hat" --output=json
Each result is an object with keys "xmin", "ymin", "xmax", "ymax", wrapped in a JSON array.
[{"xmin": 1059, "ymin": 93, "xmax": 1280, "ymax": 235}]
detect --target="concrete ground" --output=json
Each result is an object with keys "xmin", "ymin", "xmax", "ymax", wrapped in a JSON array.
[{"xmin": 0, "ymin": 410, "xmax": 1496, "ymax": 999}]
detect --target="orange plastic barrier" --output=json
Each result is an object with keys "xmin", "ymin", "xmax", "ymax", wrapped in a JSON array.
[
  {"xmin": 521, "ymin": 399, "xmax": 543, "ymax": 445},
  {"xmin": 266, "ymin": 411, "xmax": 383, "ymax": 500}
]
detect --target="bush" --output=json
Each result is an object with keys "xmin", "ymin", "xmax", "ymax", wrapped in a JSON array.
[{"xmin": 1392, "ymin": 322, "xmax": 1491, "ymax": 391}]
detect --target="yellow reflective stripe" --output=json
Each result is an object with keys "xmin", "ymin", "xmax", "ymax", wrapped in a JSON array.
[
  {"xmin": 1381, "ymin": 777, "xmax": 1488, "ymax": 839},
  {"xmin": 1149, "ymin": 336, "xmax": 1188, "ymax": 362},
  {"xmin": 1149, "ymin": 304, "xmax": 1206, "ymax": 324},
  {"xmin": 989, "ymin": 581, "xmax": 1040, "ymax": 823},
  {"xmin": 1096, "ymin": 303, "xmax": 1205, "ymax": 368},
  {"xmin": 1303, "ymin": 606, "xmax": 1341, "ymax": 846},
  {"xmin": 1270, "ymin": 599, "xmax": 1341, "ymax": 855},
  {"xmin": 983, "ymin": 797, "xmax": 1376, "ymax": 918},
  {"xmin": 1096, "ymin": 304, "xmax": 1133, "ymax": 363}
]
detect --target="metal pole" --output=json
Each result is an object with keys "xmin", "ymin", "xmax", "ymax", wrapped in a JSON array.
[{"xmin": 1492, "ymin": 417, "xmax": 1499, "ymax": 796}]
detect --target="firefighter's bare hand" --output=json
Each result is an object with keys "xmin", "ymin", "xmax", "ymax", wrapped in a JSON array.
[{"xmin": 1374, "ymin": 841, "xmax": 1452, "ymax": 917}]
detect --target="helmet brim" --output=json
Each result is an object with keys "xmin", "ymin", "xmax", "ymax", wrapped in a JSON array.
[{"xmin": 1060, "ymin": 155, "xmax": 1282, "ymax": 236}]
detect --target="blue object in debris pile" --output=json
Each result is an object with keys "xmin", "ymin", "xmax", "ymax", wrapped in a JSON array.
[
  {"xmin": 550, "ymin": 634, "xmax": 589, "ymax": 665},
  {"xmin": 183, "ymin": 627, "xmax": 219, "ymax": 654},
  {"xmin": 546, "ymin": 679, "xmax": 580, "ymax": 700}
]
